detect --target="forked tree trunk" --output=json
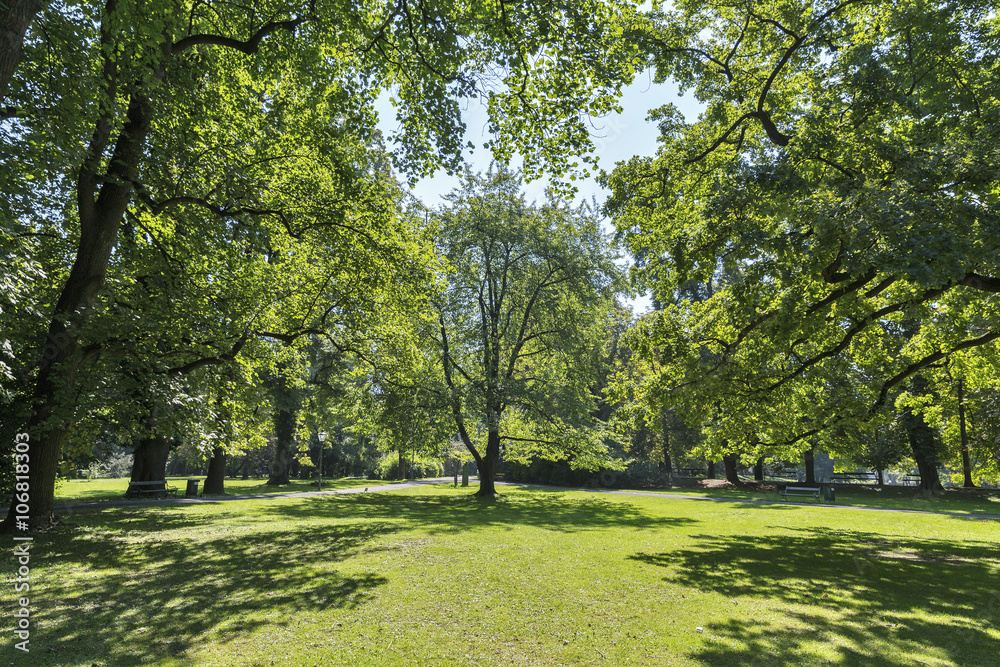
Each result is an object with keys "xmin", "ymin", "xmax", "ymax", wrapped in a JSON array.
[
  {"xmin": 202, "ymin": 446, "xmax": 226, "ymax": 495},
  {"xmin": 1, "ymin": 10, "xmax": 161, "ymax": 530}
]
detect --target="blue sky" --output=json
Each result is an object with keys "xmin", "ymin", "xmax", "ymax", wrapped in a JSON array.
[{"xmin": 375, "ymin": 72, "xmax": 703, "ymax": 313}]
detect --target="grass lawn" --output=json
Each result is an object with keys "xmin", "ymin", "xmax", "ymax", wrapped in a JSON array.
[
  {"xmin": 18, "ymin": 484, "xmax": 1000, "ymax": 666},
  {"xmin": 55, "ymin": 477, "xmax": 404, "ymax": 504}
]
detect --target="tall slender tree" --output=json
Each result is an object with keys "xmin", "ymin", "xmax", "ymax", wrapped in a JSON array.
[{"xmin": 432, "ymin": 168, "xmax": 624, "ymax": 496}]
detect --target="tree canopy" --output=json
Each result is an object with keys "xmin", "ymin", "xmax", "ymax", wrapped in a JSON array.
[
  {"xmin": 431, "ymin": 168, "xmax": 625, "ymax": 495},
  {"xmin": 604, "ymin": 0, "xmax": 1000, "ymax": 489}
]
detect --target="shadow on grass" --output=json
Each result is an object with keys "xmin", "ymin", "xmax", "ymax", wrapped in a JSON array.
[
  {"xmin": 256, "ymin": 485, "xmax": 698, "ymax": 534},
  {"xmin": 37, "ymin": 513, "xmax": 396, "ymax": 666},
  {"xmin": 36, "ymin": 486, "xmax": 689, "ymax": 665},
  {"xmin": 631, "ymin": 528, "xmax": 1000, "ymax": 666}
]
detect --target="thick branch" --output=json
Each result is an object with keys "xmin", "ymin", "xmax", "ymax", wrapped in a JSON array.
[
  {"xmin": 172, "ymin": 5, "xmax": 312, "ymax": 55},
  {"xmin": 960, "ymin": 272, "xmax": 1000, "ymax": 292},
  {"xmin": 874, "ymin": 329, "xmax": 1000, "ymax": 408},
  {"xmin": 165, "ymin": 330, "xmax": 249, "ymax": 375}
]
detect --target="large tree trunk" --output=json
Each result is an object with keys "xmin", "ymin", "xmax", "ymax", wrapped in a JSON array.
[
  {"xmin": 723, "ymin": 453, "xmax": 739, "ymax": 484},
  {"xmin": 904, "ymin": 377, "xmax": 944, "ymax": 493},
  {"xmin": 804, "ymin": 445, "xmax": 816, "ymax": 485},
  {"xmin": 202, "ymin": 446, "xmax": 226, "ymax": 495},
  {"xmin": 268, "ymin": 430, "xmax": 292, "ymax": 486},
  {"xmin": 129, "ymin": 406, "xmax": 172, "ymax": 485},
  {"xmin": 958, "ymin": 380, "xmax": 975, "ymax": 488},
  {"xmin": 754, "ymin": 457, "xmax": 764, "ymax": 482},
  {"xmin": 0, "ymin": 0, "xmax": 42, "ymax": 104},
  {"xmin": 130, "ymin": 436, "xmax": 171, "ymax": 484},
  {"xmin": 475, "ymin": 429, "xmax": 501, "ymax": 497},
  {"xmin": 0, "ymin": 6, "xmax": 161, "ymax": 530}
]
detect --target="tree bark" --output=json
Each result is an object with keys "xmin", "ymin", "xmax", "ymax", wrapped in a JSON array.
[
  {"xmin": 202, "ymin": 446, "xmax": 226, "ymax": 495},
  {"xmin": 660, "ymin": 409, "xmax": 672, "ymax": 473},
  {"xmin": 804, "ymin": 445, "xmax": 816, "ymax": 485},
  {"xmin": 723, "ymin": 453, "xmax": 739, "ymax": 484},
  {"xmin": 268, "ymin": 375, "xmax": 296, "ymax": 485},
  {"xmin": 706, "ymin": 460, "xmax": 716, "ymax": 479},
  {"xmin": 129, "ymin": 436, "xmax": 171, "ymax": 484},
  {"xmin": 475, "ymin": 429, "xmax": 501, "ymax": 497},
  {"xmin": 958, "ymin": 380, "xmax": 974, "ymax": 487},
  {"xmin": 2, "ymin": 67, "xmax": 158, "ymax": 530},
  {"xmin": 904, "ymin": 376, "xmax": 944, "ymax": 493},
  {"xmin": 754, "ymin": 457, "xmax": 764, "ymax": 482},
  {"xmin": 0, "ymin": 0, "xmax": 42, "ymax": 104}
]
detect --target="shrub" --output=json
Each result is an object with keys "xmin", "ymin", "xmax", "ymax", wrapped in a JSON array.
[{"xmin": 372, "ymin": 452, "xmax": 444, "ymax": 480}]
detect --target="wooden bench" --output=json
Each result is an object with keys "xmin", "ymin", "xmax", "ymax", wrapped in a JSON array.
[
  {"xmin": 125, "ymin": 480, "xmax": 178, "ymax": 499},
  {"xmin": 779, "ymin": 485, "xmax": 821, "ymax": 501},
  {"xmin": 902, "ymin": 475, "xmax": 921, "ymax": 486},
  {"xmin": 674, "ymin": 467, "xmax": 704, "ymax": 477},
  {"xmin": 831, "ymin": 471, "xmax": 876, "ymax": 484}
]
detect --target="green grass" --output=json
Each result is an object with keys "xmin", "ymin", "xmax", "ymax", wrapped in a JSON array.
[
  {"xmin": 55, "ymin": 476, "xmax": 404, "ymax": 504},
  {"xmin": 17, "ymin": 484, "xmax": 1000, "ymax": 666},
  {"xmin": 630, "ymin": 483, "xmax": 1000, "ymax": 516}
]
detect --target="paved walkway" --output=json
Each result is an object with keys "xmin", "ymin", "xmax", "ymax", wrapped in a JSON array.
[
  {"xmin": 497, "ymin": 482, "xmax": 1000, "ymax": 521},
  {"xmin": 38, "ymin": 478, "xmax": 999, "ymax": 521}
]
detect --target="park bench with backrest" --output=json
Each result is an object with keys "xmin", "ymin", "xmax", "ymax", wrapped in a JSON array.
[
  {"xmin": 779, "ymin": 485, "xmax": 821, "ymax": 502},
  {"xmin": 674, "ymin": 468, "xmax": 704, "ymax": 477},
  {"xmin": 125, "ymin": 480, "xmax": 179, "ymax": 499}
]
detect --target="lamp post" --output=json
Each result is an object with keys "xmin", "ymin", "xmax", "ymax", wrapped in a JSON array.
[{"xmin": 317, "ymin": 430, "xmax": 327, "ymax": 490}]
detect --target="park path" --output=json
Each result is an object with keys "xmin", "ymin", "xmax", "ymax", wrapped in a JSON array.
[
  {"xmin": 497, "ymin": 482, "xmax": 1000, "ymax": 521},
  {"xmin": 42, "ymin": 477, "xmax": 999, "ymax": 521},
  {"xmin": 49, "ymin": 478, "xmax": 450, "ymax": 512}
]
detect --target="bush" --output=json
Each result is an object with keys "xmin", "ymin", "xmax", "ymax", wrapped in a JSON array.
[
  {"xmin": 505, "ymin": 459, "xmax": 672, "ymax": 489},
  {"xmin": 372, "ymin": 452, "xmax": 444, "ymax": 480},
  {"xmin": 103, "ymin": 449, "xmax": 133, "ymax": 478}
]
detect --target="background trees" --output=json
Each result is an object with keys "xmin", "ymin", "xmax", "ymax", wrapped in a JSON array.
[{"xmin": 604, "ymin": 0, "xmax": 1000, "ymax": 490}]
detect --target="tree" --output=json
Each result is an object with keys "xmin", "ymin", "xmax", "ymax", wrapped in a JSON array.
[
  {"xmin": 604, "ymin": 0, "xmax": 1000, "ymax": 491},
  {"xmin": 3, "ymin": 0, "xmax": 641, "ymax": 528},
  {"xmin": 432, "ymin": 168, "xmax": 624, "ymax": 496},
  {"xmin": 0, "ymin": 0, "xmax": 42, "ymax": 104}
]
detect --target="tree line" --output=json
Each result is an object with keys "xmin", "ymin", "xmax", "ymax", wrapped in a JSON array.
[{"xmin": 3, "ymin": 0, "xmax": 998, "ymax": 528}]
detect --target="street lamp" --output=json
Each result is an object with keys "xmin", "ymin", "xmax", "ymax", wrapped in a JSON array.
[{"xmin": 317, "ymin": 430, "xmax": 328, "ymax": 490}]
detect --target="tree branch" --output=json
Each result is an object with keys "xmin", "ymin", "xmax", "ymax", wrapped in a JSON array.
[{"xmin": 172, "ymin": 2, "xmax": 314, "ymax": 55}]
